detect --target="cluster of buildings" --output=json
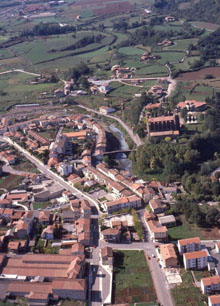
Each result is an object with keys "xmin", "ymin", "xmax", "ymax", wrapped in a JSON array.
[
  {"xmin": 144, "ymin": 98, "xmax": 208, "ymax": 139},
  {"xmin": 141, "ymin": 52, "xmax": 160, "ymax": 62},
  {"xmin": 111, "ymin": 65, "xmax": 136, "ymax": 79},
  {"xmin": 0, "ymin": 189, "xmax": 92, "ymax": 304}
]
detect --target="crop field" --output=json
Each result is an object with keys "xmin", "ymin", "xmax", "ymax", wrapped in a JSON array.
[
  {"xmin": 177, "ymin": 67, "xmax": 220, "ymax": 80},
  {"xmin": 190, "ymin": 21, "xmax": 220, "ymax": 31},
  {"xmin": 171, "ymin": 269, "xmax": 206, "ymax": 306},
  {"xmin": 113, "ymin": 250, "xmax": 157, "ymax": 304}
]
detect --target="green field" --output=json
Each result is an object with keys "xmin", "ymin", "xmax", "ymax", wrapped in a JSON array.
[
  {"xmin": 166, "ymin": 39, "xmax": 198, "ymax": 51},
  {"xmin": 157, "ymin": 51, "xmax": 185, "ymax": 64},
  {"xmin": 113, "ymin": 250, "xmax": 157, "ymax": 304},
  {"xmin": 33, "ymin": 201, "xmax": 51, "ymax": 210},
  {"xmin": 171, "ymin": 269, "xmax": 206, "ymax": 306},
  {"xmin": 0, "ymin": 72, "xmax": 58, "ymax": 111},
  {"xmin": 119, "ymin": 47, "xmax": 144, "ymax": 56}
]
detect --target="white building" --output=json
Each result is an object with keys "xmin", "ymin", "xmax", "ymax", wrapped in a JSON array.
[
  {"xmin": 99, "ymin": 106, "xmax": 115, "ymax": 115},
  {"xmin": 209, "ymin": 295, "xmax": 220, "ymax": 306},
  {"xmin": 201, "ymin": 276, "xmax": 220, "ymax": 294},
  {"xmin": 58, "ymin": 163, "xmax": 72, "ymax": 176},
  {"xmin": 177, "ymin": 237, "xmax": 201, "ymax": 255},
  {"xmin": 183, "ymin": 250, "xmax": 208, "ymax": 270}
]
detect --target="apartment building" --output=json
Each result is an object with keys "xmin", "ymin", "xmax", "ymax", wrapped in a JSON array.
[
  {"xmin": 105, "ymin": 195, "xmax": 142, "ymax": 214},
  {"xmin": 208, "ymin": 295, "xmax": 220, "ymax": 306},
  {"xmin": 201, "ymin": 276, "xmax": 220, "ymax": 294},
  {"xmin": 177, "ymin": 237, "xmax": 201, "ymax": 255},
  {"xmin": 183, "ymin": 250, "xmax": 208, "ymax": 270}
]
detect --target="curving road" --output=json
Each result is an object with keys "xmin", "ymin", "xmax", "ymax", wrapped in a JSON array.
[{"xmin": 76, "ymin": 105, "xmax": 143, "ymax": 146}]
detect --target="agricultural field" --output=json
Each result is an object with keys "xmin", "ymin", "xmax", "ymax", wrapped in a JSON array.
[
  {"xmin": 171, "ymin": 269, "xmax": 207, "ymax": 306},
  {"xmin": 190, "ymin": 21, "xmax": 220, "ymax": 31},
  {"xmin": 112, "ymin": 250, "xmax": 157, "ymax": 304},
  {"xmin": 0, "ymin": 72, "xmax": 58, "ymax": 112},
  {"xmin": 177, "ymin": 67, "xmax": 220, "ymax": 80}
]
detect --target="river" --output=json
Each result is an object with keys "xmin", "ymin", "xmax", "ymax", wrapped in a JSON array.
[{"xmin": 108, "ymin": 124, "xmax": 132, "ymax": 173}]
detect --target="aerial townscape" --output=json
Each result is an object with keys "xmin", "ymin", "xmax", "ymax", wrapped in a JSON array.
[{"xmin": 1, "ymin": 0, "xmax": 220, "ymax": 306}]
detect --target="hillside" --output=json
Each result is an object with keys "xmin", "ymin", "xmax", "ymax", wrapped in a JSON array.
[{"xmin": 154, "ymin": 0, "xmax": 220, "ymax": 25}]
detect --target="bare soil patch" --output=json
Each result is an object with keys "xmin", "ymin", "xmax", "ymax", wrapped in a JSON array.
[{"xmin": 177, "ymin": 67, "xmax": 220, "ymax": 81}]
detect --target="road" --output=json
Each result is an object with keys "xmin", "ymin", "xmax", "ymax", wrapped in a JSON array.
[
  {"xmin": 76, "ymin": 105, "xmax": 143, "ymax": 147},
  {"xmin": 0, "ymin": 69, "xmax": 41, "ymax": 77},
  {"xmin": 96, "ymin": 210, "xmax": 175, "ymax": 306},
  {"xmin": 0, "ymin": 136, "xmax": 101, "ymax": 216}
]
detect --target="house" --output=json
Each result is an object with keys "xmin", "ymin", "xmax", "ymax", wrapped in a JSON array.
[
  {"xmin": 98, "ymin": 84, "xmax": 111, "ymax": 94},
  {"xmin": 71, "ymin": 243, "xmax": 84, "ymax": 256},
  {"xmin": 158, "ymin": 39, "xmax": 173, "ymax": 47},
  {"xmin": 51, "ymin": 279, "xmax": 86, "ymax": 300},
  {"xmin": 102, "ymin": 228, "xmax": 121, "ymax": 243},
  {"xmin": 216, "ymin": 243, "xmax": 220, "ymax": 253},
  {"xmin": 27, "ymin": 292, "xmax": 49, "ymax": 306},
  {"xmin": 149, "ymin": 199, "xmax": 164, "ymax": 214},
  {"xmin": 177, "ymin": 237, "xmax": 201, "ymax": 255},
  {"xmin": 208, "ymin": 295, "xmax": 220, "ymax": 306},
  {"xmin": 158, "ymin": 215, "xmax": 176, "ymax": 227},
  {"xmin": 80, "ymin": 200, "xmax": 91, "ymax": 217},
  {"xmin": 63, "ymin": 130, "xmax": 89, "ymax": 141},
  {"xmin": 101, "ymin": 247, "xmax": 113, "ymax": 265},
  {"xmin": 58, "ymin": 163, "xmax": 72, "ymax": 176},
  {"xmin": 165, "ymin": 16, "xmax": 175, "ymax": 22},
  {"xmin": 145, "ymin": 103, "xmax": 162, "ymax": 111},
  {"xmin": 14, "ymin": 220, "xmax": 30, "ymax": 239},
  {"xmin": 41, "ymin": 225, "xmax": 54, "ymax": 240},
  {"xmin": 7, "ymin": 241, "xmax": 21, "ymax": 253},
  {"xmin": 177, "ymin": 100, "xmax": 207, "ymax": 112},
  {"xmin": 201, "ymin": 276, "xmax": 220, "ymax": 294},
  {"xmin": 159, "ymin": 243, "xmax": 178, "ymax": 268},
  {"xmin": 183, "ymin": 250, "xmax": 208, "ymax": 270},
  {"xmin": 99, "ymin": 106, "xmax": 115, "ymax": 115},
  {"xmin": 146, "ymin": 220, "xmax": 168, "ymax": 242},
  {"xmin": 54, "ymin": 89, "xmax": 65, "ymax": 98}
]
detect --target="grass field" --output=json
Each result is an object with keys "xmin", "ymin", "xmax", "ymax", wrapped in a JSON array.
[
  {"xmin": 168, "ymin": 215, "xmax": 220, "ymax": 240},
  {"xmin": 157, "ymin": 51, "xmax": 185, "ymax": 64},
  {"xmin": 166, "ymin": 39, "xmax": 198, "ymax": 51},
  {"xmin": 107, "ymin": 82, "xmax": 143, "ymax": 98},
  {"xmin": 0, "ymin": 72, "xmax": 57, "ymax": 111},
  {"xmin": 193, "ymin": 270, "xmax": 211, "ymax": 282},
  {"xmin": 113, "ymin": 250, "xmax": 157, "ymax": 304},
  {"xmin": 136, "ymin": 64, "xmax": 168, "ymax": 76},
  {"xmin": 171, "ymin": 269, "xmax": 206, "ymax": 306},
  {"xmin": 33, "ymin": 201, "xmax": 51, "ymax": 210},
  {"xmin": 119, "ymin": 47, "xmax": 144, "ymax": 56}
]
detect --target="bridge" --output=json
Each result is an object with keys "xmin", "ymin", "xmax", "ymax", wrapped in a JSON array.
[{"xmin": 103, "ymin": 149, "xmax": 136, "ymax": 155}]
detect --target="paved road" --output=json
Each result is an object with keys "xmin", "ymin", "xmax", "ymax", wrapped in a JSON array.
[
  {"xmin": 1, "ymin": 136, "xmax": 102, "ymax": 215},
  {"xmin": 76, "ymin": 105, "xmax": 143, "ymax": 147},
  {"xmin": 0, "ymin": 69, "xmax": 41, "ymax": 77}
]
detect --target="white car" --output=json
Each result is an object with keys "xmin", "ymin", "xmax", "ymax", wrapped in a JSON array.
[{"xmin": 151, "ymin": 254, "xmax": 156, "ymax": 258}]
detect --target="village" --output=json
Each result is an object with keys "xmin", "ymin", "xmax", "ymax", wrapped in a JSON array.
[{"xmin": 0, "ymin": 107, "xmax": 218, "ymax": 306}]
